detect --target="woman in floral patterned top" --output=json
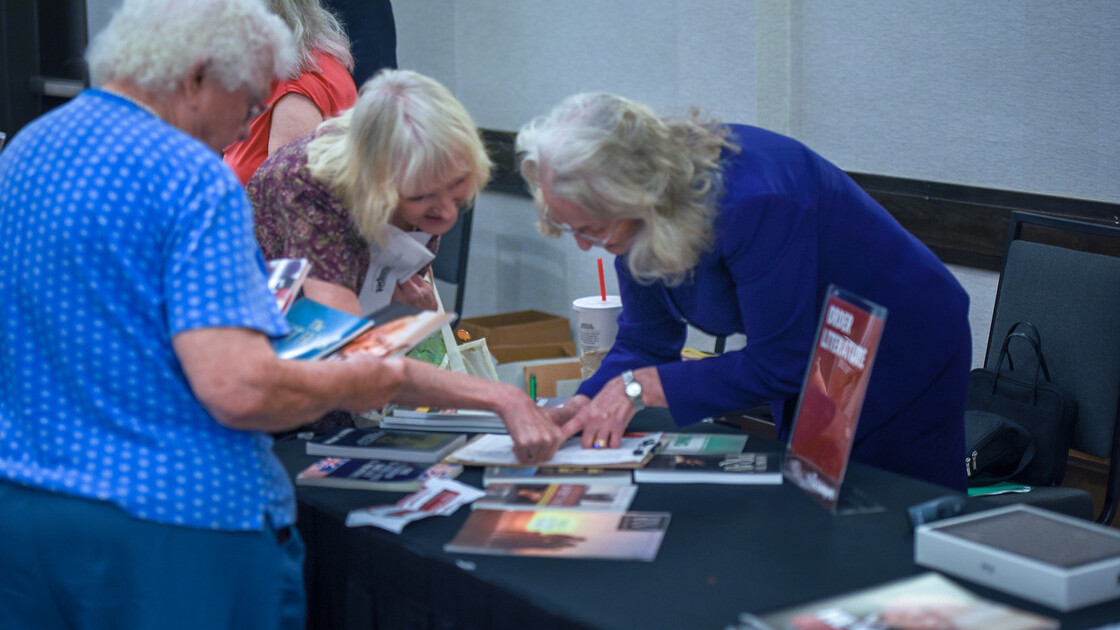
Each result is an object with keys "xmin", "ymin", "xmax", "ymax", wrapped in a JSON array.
[
  {"xmin": 249, "ymin": 68, "xmax": 490, "ymax": 316},
  {"xmin": 248, "ymin": 70, "xmax": 566, "ymax": 464}
]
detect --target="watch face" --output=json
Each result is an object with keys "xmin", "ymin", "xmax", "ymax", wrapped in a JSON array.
[{"xmin": 626, "ymin": 382, "xmax": 642, "ymax": 398}]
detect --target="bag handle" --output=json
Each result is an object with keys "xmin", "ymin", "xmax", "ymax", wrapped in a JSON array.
[
  {"xmin": 991, "ymin": 331, "xmax": 1052, "ymax": 403},
  {"xmin": 1000, "ymin": 320, "xmax": 1043, "ymax": 372}
]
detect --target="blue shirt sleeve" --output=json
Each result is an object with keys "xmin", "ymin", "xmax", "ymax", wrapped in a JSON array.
[{"xmin": 164, "ymin": 164, "xmax": 289, "ymax": 338}]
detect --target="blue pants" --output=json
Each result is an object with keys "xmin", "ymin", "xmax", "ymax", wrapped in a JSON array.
[{"xmin": 0, "ymin": 480, "xmax": 305, "ymax": 630}]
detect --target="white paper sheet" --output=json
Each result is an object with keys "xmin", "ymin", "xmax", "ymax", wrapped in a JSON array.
[{"xmin": 358, "ymin": 227, "xmax": 435, "ymax": 314}]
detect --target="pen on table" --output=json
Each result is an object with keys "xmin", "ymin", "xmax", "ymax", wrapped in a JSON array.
[{"xmin": 529, "ymin": 373, "xmax": 537, "ymax": 399}]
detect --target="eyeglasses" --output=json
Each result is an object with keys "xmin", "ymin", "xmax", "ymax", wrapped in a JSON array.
[{"xmin": 544, "ymin": 212, "xmax": 619, "ymax": 248}]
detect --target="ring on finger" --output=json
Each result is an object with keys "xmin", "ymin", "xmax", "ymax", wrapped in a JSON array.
[{"xmin": 593, "ymin": 439, "xmax": 607, "ymax": 449}]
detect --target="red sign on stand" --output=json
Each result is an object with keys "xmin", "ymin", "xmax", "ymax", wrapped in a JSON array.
[{"xmin": 784, "ymin": 286, "xmax": 887, "ymax": 512}]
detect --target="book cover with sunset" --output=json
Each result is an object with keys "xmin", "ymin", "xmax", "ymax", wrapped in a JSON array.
[{"xmin": 444, "ymin": 509, "xmax": 670, "ymax": 561}]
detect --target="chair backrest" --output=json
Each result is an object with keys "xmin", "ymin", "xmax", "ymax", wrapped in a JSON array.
[
  {"xmin": 431, "ymin": 208, "xmax": 474, "ymax": 324},
  {"xmin": 984, "ymin": 211, "xmax": 1120, "ymax": 522}
]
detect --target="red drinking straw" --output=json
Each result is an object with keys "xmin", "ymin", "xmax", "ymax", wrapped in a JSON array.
[{"xmin": 597, "ymin": 257, "xmax": 607, "ymax": 301}]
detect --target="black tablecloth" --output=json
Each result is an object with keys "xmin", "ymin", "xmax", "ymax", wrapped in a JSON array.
[{"xmin": 275, "ymin": 409, "xmax": 1120, "ymax": 629}]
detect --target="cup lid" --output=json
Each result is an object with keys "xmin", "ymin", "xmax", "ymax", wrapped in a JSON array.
[{"xmin": 572, "ymin": 295, "xmax": 622, "ymax": 309}]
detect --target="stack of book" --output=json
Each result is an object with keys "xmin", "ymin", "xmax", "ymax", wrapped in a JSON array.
[
  {"xmin": 305, "ymin": 427, "xmax": 467, "ymax": 464},
  {"xmin": 380, "ymin": 405, "xmax": 508, "ymax": 433},
  {"xmin": 295, "ymin": 427, "xmax": 467, "ymax": 491},
  {"xmin": 442, "ymin": 433, "xmax": 674, "ymax": 562},
  {"xmin": 482, "ymin": 465, "xmax": 634, "ymax": 487}
]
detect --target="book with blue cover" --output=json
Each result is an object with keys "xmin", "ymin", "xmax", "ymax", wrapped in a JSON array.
[{"xmin": 271, "ymin": 298, "xmax": 374, "ymax": 360}]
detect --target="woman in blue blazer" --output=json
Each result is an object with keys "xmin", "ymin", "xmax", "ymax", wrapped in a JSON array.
[{"xmin": 517, "ymin": 93, "xmax": 970, "ymax": 490}]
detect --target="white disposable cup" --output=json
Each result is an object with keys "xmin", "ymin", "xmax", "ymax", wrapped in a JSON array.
[{"xmin": 572, "ymin": 295, "xmax": 622, "ymax": 355}]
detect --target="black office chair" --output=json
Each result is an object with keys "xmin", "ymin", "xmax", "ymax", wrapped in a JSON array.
[
  {"xmin": 431, "ymin": 207, "xmax": 474, "ymax": 326},
  {"xmin": 971, "ymin": 211, "xmax": 1120, "ymax": 524}
]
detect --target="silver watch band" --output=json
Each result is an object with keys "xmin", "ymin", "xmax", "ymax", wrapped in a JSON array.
[{"xmin": 621, "ymin": 369, "xmax": 645, "ymax": 412}]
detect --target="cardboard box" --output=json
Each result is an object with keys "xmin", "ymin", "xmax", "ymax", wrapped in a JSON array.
[
  {"xmin": 459, "ymin": 310, "xmax": 571, "ymax": 348},
  {"xmin": 915, "ymin": 503, "xmax": 1120, "ymax": 611},
  {"xmin": 489, "ymin": 342, "xmax": 577, "ymax": 364},
  {"xmin": 524, "ymin": 360, "xmax": 582, "ymax": 398}
]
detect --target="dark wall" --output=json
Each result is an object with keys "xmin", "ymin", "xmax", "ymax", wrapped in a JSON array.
[
  {"xmin": 0, "ymin": 0, "xmax": 89, "ymax": 141},
  {"xmin": 323, "ymin": 0, "xmax": 396, "ymax": 86}
]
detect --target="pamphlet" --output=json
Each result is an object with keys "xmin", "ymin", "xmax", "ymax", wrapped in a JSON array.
[
  {"xmin": 357, "ymin": 226, "xmax": 435, "ymax": 314},
  {"xmin": 345, "ymin": 479, "xmax": 485, "ymax": 534}
]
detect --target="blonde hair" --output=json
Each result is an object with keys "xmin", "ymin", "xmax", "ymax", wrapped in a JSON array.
[
  {"xmin": 267, "ymin": 0, "xmax": 354, "ymax": 76},
  {"xmin": 517, "ymin": 92, "xmax": 736, "ymax": 286},
  {"xmin": 305, "ymin": 69, "xmax": 492, "ymax": 245},
  {"xmin": 86, "ymin": 0, "xmax": 297, "ymax": 94}
]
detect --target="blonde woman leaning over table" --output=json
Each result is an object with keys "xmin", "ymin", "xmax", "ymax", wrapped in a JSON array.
[{"xmin": 248, "ymin": 68, "xmax": 564, "ymax": 459}]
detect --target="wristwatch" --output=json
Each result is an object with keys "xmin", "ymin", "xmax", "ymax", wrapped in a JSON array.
[{"xmin": 621, "ymin": 370, "xmax": 645, "ymax": 412}]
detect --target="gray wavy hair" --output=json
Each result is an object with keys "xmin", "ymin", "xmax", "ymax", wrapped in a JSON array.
[
  {"xmin": 517, "ymin": 92, "xmax": 736, "ymax": 286},
  {"xmin": 306, "ymin": 69, "xmax": 492, "ymax": 246},
  {"xmin": 87, "ymin": 0, "xmax": 297, "ymax": 94},
  {"xmin": 267, "ymin": 0, "xmax": 354, "ymax": 76}
]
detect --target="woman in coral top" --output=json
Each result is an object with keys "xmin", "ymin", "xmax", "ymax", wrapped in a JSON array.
[{"xmin": 224, "ymin": 0, "xmax": 358, "ymax": 185}]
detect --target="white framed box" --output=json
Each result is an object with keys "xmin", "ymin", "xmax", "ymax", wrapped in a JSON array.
[{"xmin": 915, "ymin": 503, "xmax": 1120, "ymax": 611}]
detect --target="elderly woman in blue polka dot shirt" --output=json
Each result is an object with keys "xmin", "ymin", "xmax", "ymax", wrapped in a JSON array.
[{"xmin": 0, "ymin": 1, "xmax": 553, "ymax": 628}]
